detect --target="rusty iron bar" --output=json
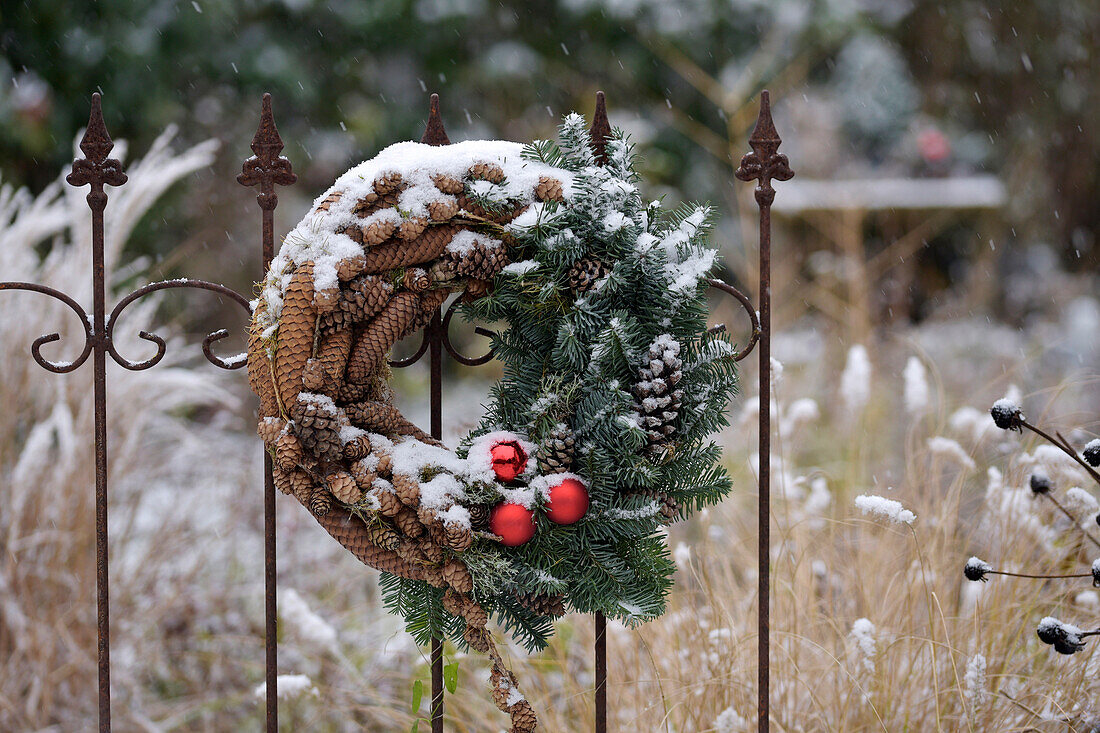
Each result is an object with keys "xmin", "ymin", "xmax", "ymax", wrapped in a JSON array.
[
  {"xmin": 0, "ymin": 92, "xmax": 263, "ymax": 732},
  {"xmin": 238, "ymin": 91, "xmax": 297, "ymax": 732},
  {"xmin": 735, "ymin": 90, "xmax": 794, "ymax": 733}
]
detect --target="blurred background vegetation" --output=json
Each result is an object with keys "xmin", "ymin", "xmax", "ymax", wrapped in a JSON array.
[{"xmin": 2, "ymin": 0, "xmax": 1096, "ymax": 333}]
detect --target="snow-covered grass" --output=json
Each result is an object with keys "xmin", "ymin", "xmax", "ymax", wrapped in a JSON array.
[{"xmin": 3, "ymin": 146, "xmax": 1099, "ymax": 729}]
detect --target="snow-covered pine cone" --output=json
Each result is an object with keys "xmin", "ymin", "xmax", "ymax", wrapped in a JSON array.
[
  {"xmin": 515, "ymin": 591, "xmax": 566, "ymax": 618},
  {"xmin": 448, "ymin": 237, "xmax": 508, "ymax": 280},
  {"xmin": 568, "ymin": 255, "xmax": 608, "ymax": 293},
  {"xmin": 632, "ymin": 335, "xmax": 684, "ymax": 456},
  {"xmin": 291, "ymin": 395, "xmax": 344, "ymax": 462},
  {"xmin": 536, "ymin": 424, "xmax": 575, "ymax": 474},
  {"xmin": 534, "ymin": 175, "xmax": 564, "ymax": 202},
  {"xmin": 321, "ymin": 275, "xmax": 394, "ymax": 335}
]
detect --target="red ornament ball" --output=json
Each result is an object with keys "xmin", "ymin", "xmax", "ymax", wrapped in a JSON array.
[
  {"xmin": 544, "ymin": 477, "xmax": 589, "ymax": 525},
  {"xmin": 490, "ymin": 502, "xmax": 537, "ymax": 546},
  {"xmin": 490, "ymin": 440, "xmax": 528, "ymax": 483}
]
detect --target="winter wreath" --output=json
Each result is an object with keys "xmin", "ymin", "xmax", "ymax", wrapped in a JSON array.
[{"xmin": 247, "ymin": 113, "xmax": 739, "ymax": 731}]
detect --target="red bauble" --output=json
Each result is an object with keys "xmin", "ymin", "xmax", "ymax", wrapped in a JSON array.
[
  {"xmin": 490, "ymin": 440, "xmax": 528, "ymax": 483},
  {"xmin": 544, "ymin": 478, "xmax": 589, "ymax": 525},
  {"xmin": 490, "ymin": 502, "xmax": 537, "ymax": 546}
]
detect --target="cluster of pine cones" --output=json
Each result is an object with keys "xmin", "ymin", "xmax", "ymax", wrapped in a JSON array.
[{"xmin": 248, "ymin": 164, "xmax": 566, "ymax": 642}]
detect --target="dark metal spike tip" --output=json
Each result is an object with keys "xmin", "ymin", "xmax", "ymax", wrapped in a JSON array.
[
  {"xmin": 748, "ymin": 89, "xmax": 781, "ymax": 147},
  {"xmin": 250, "ymin": 92, "xmax": 285, "ymax": 158},
  {"xmin": 79, "ymin": 92, "xmax": 114, "ymax": 163},
  {"xmin": 589, "ymin": 90, "xmax": 611, "ymax": 165},
  {"xmin": 421, "ymin": 93, "xmax": 451, "ymax": 146}
]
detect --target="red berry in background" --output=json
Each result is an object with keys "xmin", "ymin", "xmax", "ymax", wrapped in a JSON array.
[
  {"xmin": 490, "ymin": 440, "xmax": 528, "ymax": 483},
  {"xmin": 490, "ymin": 502, "xmax": 537, "ymax": 546},
  {"xmin": 545, "ymin": 477, "xmax": 589, "ymax": 525},
  {"xmin": 917, "ymin": 127, "xmax": 951, "ymax": 163}
]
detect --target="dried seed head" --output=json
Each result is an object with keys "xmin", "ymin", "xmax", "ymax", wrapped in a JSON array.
[
  {"xmin": 1083, "ymin": 439, "xmax": 1100, "ymax": 468},
  {"xmin": 990, "ymin": 399, "xmax": 1023, "ymax": 431},
  {"xmin": 964, "ymin": 556, "xmax": 991, "ymax": 582},
  {"xmin": 1029, "ymin": 472, "xmax": 1052, "ymax": 495}
]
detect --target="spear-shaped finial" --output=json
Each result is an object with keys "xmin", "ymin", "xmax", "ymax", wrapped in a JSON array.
[
  {"xmin": 67, "ymin": 92, "xmax": 127, "ymax": 206},
  {"xmin": 735, "ymin": 90, "xmax": 794, "ymax": 207},
  {"xmin": 589, "ymin": 90, "xmax": 611, "ymax": 165},
  {"xmin": 238, "ymin": 93, "xmax": 296, "ymax": 210},
  {"xmin": 421, "ymin": 93, "xmax": 451, "ymax": 146}
]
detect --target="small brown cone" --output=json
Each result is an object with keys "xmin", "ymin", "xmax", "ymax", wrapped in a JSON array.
[
  {"xmin": 315, "ymin": 190, "xmax": 343, "ymax": 212},
  {"xmin": 403, "ymin": 267, "xmax": 431, "ymax": 293},
  {"xmin": 534, "ymin": 176, "xmax": 564, "ymax": 202},
  {"xmin": 394, "ymin": 506, "xmax": 425, "ymax": 538},
  {"xmin": 432, "ymin": 173, "xmax": 464, "ymax": 195},
  {"xmin": 362, "ymin": 219, "xmax": 397, "ymax": 247},
  {"xmin": 409, "ymin": 288, "xmax": 449, "ymax": 335},
  {"xmin": 462, "ymin": 601, "xmax": 488, "ymax": 629},
  {"xmin": 275, "ymin": 432, "xmax": 304, "ymax": 470},
  {"xmin": 247, "ymin": 301, "xmax": 280, "ymax": 418},
  {"xmin": 397, "ymin": 217, "xmax": 428, "ymax": 241},
  {"xmin": 309, "ymin": 486, "xmax": 333, "ymax": 517},
  {"xmin": 257, "ymin": 417, "xmax": 285, "ymax": 445},
  {"xmin": 468, "ymin": 162, "xmax": 505, "ymax": 184},
  {"xmin": 463, "ymin": 624, "xmax": 490, "ymax": 653},
  {"xmin": 365, "ymin": 521, "xmax": 401, "ymax": 550},
  {"xmin": 336, "ymin": 254, "xmax": 366, "ymax": 281},
  {"xmin": 467, "ymin": 504, "xmax": 490, "ymax": 532},
  {"xmin": 393, "ymin": 473, "xmax": 420, "ymax": 507},
  {"xmin": 289, "ymin": 470, "xmax": 314, "ymax": 503},
  {"xmin": 335, "ymin": 275, "xmax": 393, "ymax": 326},
  {"xmin": 326, "ymin": 471, "xmax": 360, "ymax": 504},
  {"xmin": 442, "ymin": 589, "xmax": 467, "ymax": 617},
  {"xmin": 418, "ymin": 538, "xmax": 446, "ymax": 564},
  {"xmin": 373, "ymin": 172, "xmax": 403, "ymax": 195},
  {"xmin": 314, "ymin": 286, "xmax": 340, "ymax": 313},
  {"xmin": 301, "ymin": 359, "xmax": 327, "ymax": 392},
  {"xmin": 535, "ymin": 424, "xmax": 575, "ymax": 474},
  {"xmin": 272, "ymin": 466, "xmax": 294, "ymax": 496},
  {"xmin": 351, "ymin": 461, "xmax": 377, "ymax": 489},
  {"xmin": 441, "ymin": 560, "xmax": 473, "ymax": 594},
  {"xmin": 346, "ymin": 400, "xmax": 436, "ymax": 444},
  {"xmin": 274, "ymin": 264, "xmax": 316, "ymax": 410},
  {"xmin": 427, "ymin": 198, "xmax": 459, "ymax": 221},
  {"xmin": 314, "ymin": 326, "xmax": 353, "ymax": 386},
  {"xmin": 290, "ymin": 395, "xmax": 344, "ymax": 462},
  {"xmin": 422, "ymin": 564, "xmax": 447, "ymax": 588},
  {"xmin": 344, "ymin": 435, "xmax": 371, "ymax": 460},
  {"xmin": 361, "ymin": 225, "xmax": 457, "ymax": 273},
  {"xmin": 509, "ymin": 700, "xmax": 537, "ymax": 732},
  {"xmin": 443, "ymin": 523, "xmax": 474, "ymax": 552},
  {"xmin": 568, "ymin": 256, "xmax": 609, "ymax": 293},
  {"xmin": 515, "ymin": 592, "xmax": 566, "ymax": 618},
  {"xmin": 345, "ymin": 292, "xmax": 421, "ymax": 384},
  {"xmin": 448, "ymin": 236, "xmax": 508, "ymax": 280}
]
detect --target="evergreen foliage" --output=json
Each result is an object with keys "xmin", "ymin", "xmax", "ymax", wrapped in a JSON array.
[{"xmin": 383, "ymin": 114, "xmax": 739, "ymax": 652}]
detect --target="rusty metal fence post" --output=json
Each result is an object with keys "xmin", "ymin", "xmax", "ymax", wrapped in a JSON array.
[{"xmin": 1, "ymin": 87, "xmax": 789, "ymax": 733}]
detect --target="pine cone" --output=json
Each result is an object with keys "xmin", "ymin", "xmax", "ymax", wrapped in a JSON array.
[
  {"xmin": 301, "ymin": 359, "xmax": 327, "ymax": 391},
  {"xmin": 448, "ymin": 235, "xmax": 508, "ymax": 280},
  {"xmin": 397, "ymin": 217, "xmax": 429, "ymax": 241},
  {"xmin": 351, "ymin": 460, "xmax": 377, "ymax": 489},
  {"xmin": 427, "ymin": 198, "xmax": 459, "ymax": 221},
  {"xmin": 345, "ymin": 400, "xmax": 436, "ymax": 444},
  {"xmin": 309, "ymin": 486, "xmax": 333, "ymax": 517},
  {"xmin": 327, "ymin": 470, "xmax": 360, "ymax": 504},
  {"xmin": 443, "ymin": 522, "xmax": 474, "ymax": 552},
  {"xmin": 568, "ymin": 255, "xmax": 608, "ymax": 293},
  {"xmin": 515, "ymin": 592, "xmax": 566, "ymax": 618},
  {"xmin": 362, "ymin": 219, "xmax": 397, "ymax": 247},
  {"xmin": 314, "ymin": 286, "xmax": 340, "ymax": 313},
  {"xmin": 463, "ymin": 624, "xmax": 490, "ymax": 653},
  {"xmin": 275, "ymin": 431, "xmax": 304, "ymax": 470},
  {"xmin": 373, "ymin": 172, "xmax": 403, "ymax": 195},
  {"xmin": 467, "ymin": 504, "xmax": 490, "ymax": 532},
  {"xmin": 418, "ymin": 538, "xmax": 446, "ymax": 564},
  {"xmin": 369, "ymin": 487, "xmax": 403, "ymax": 517},
  {"xmin": 441, "ymin": 560, "xmax": 473, "ymax": 593},
  {"xmin": 468, "ymin": 161, "xmax": 505, "ymax": 183},
  {"xmin": 272, "ymin": 465, "xmax": 295, "ymax": 496},
  {"xmin": 428, "ymin": 259, "xmax": 457, "ymax": 284},
  {"xmin": 274, "ymin": 264, "xmax": 316, "ymax": 410},
  {"xmin": 289, "ymin": 469, "xmax": 314, "ymax": 503},
  {"xmin": 658, "ymin": 493, "xmax": 680, "ymax": 521},
  {"xmin": 291, "ymin": 395, "xmax": 344, "ymax": 462},
  {"xmin": 365, "ymin": 521, "xmax": 401, "ymax": 550},
  {"xmin": 392, "ymin": 472, "xmax": 420, "ymax": 507},
  {"xmin": 403, "ymin": 267, "xmax": 431, "ymax": 293},
  {"xmin": 336, "ymin": 254, "xmax": 366, "ymax": 282},
  {"xmin": 535, "ymin": 175, "xmax": 564, "ymax": 202},
  {"xmin": 257, "ymin": 417, "xmax": 285, "ymax": 446},
  {"xmin": 344, "ymin": 435, "xmax": 372, "ymax": 460},
  {"xmin": 361, "ymin": 225, "xmax": 457, "ymax": 273},
  {"xmin": 313, "ymin": 327, "xmax": 353, "ymax": 386},
  {"xmin": 632, "ymin": 336, "xmax": 684, "ymax": 455},
  {"xmin": 409, "ymin": 288, "xmax": 449, "ymax": 335},
  {"xmin": 247, "ymin": 302, "xmax": 280, "ymax": 418},
  {"xmin": 326, "ymin": 275, "xmax": 393, "ymax": 334},
  {"xmin": 315, "ymin": 190, "xmax": 343, "ymax": 212},
  {"xmin": 394, "ymin": 506, "xmax": 425, "ymax": 538},
  {"xmin": 510, "ymin": 699, "xmax": 537, "ymax": 732},
  {"xmin": 536, "ymin": 424, "xmax": 575, "ymax": 474},
  {"xmin": 432, "ymin": 173, "xmax": 465, "ymax": 195},
  {"xmin": 345, "ymin": 292, "xmax": 421, "ymax": 384}
]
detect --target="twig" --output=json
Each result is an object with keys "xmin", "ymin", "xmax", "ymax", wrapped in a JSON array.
[{"xmin": 1020, "ymin": 418, "xmax": 1100, "ymax": 486}]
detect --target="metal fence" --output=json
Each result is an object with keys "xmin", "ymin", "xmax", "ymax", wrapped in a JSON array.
[{"xmin": 0, "ymin": 88, "xmax": 790, "ymax": 732}]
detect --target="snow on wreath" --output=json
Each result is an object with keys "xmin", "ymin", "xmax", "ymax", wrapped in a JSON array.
[{"xmin": 246, "ymin": 112, "xmax": 739, "ymax": 731}]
